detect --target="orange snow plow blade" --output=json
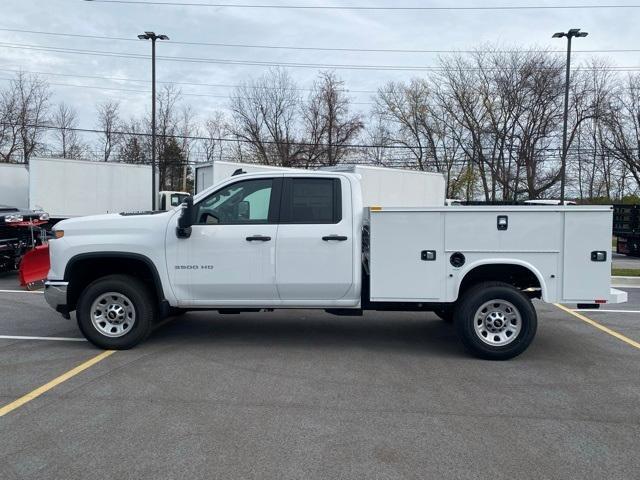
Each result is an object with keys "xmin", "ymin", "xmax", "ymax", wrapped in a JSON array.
[{"xmin": 19, "ymin": 244, "xmax": 50, "ymax": 290}]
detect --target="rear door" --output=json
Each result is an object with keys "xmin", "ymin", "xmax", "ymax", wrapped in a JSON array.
[{"xmin": 275, "ymin": 176, "xmax": 353, "ymax": 301}]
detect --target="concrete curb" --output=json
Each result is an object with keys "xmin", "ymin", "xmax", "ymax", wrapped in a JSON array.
[{"xmin": 612, "ymin": 276, "xmax": 640, "ymax": 287}]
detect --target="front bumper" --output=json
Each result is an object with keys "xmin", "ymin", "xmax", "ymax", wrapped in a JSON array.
[{"xmin": 44, "ymin": 280, "xmax": 69, "ymax": 315}]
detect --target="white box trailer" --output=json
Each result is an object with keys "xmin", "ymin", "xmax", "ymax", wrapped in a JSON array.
[
  {"xmin": 0, "ymin": 163, "xmax": 29, "ymax": 209},
  {"xmin": 195, "ymin": 161, "xmax": 446, "ymax": 207},
  {"xmin": 29, "ymin": 157, "xmax": 153, "ymax": 219},
  {"xmin": 195, "ymin": 161, "xmax": 297, "ymax": 194},
  {"xmin": 321, "ymin": 164, "xmax": 445, "ymax": 207}
]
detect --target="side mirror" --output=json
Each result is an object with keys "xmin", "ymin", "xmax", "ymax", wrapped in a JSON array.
[{"xmin": 176, "ymin": 196, "xmax": 194, "ymax": 239}]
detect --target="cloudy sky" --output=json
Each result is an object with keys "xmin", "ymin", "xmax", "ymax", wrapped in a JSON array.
[{"xmin": 2, "ymin": 0, "xmax": 639, "ymax": 130}]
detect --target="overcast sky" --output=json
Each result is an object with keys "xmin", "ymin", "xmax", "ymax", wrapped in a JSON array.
[{"xmin": 2, "ymin": 0, "xmax": 639, "ymax": 129}]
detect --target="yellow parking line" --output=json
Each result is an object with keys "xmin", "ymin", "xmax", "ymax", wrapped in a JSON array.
[
  {"xmin": 554, "ymin": 303, "xmax": 640, "ymax": 350},
  {"xmin": 0, "ymin": 350, "xmax": 115, "ymax": 417}
]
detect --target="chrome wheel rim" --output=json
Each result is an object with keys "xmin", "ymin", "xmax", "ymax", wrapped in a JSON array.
[
  {"xmin": 473, "ymin": 300, "xmax": 521, "ymax": 347},
  {"xmin": 90, "ymin": 292, "xmax": 136, "ymax": 338}
]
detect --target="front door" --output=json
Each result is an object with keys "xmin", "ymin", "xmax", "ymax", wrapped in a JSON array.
[
  {"xmin": 169, "ymin": 177, "xmax": 282, "ymax": 305},
  {"xmin": 275, "ymin": 177, "xmax": 354, "ymax": 302}
]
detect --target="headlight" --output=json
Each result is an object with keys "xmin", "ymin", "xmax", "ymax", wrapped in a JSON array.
[
  {"xmin": 39, "ymin": 212, "xmax": 50, "ymax": 221},
  {"xmin": 4, "ymin": 214, "xmax": 23, "ymax": 223},
  {"xmin": 53, "ymin": 230, "xmax": 64, "ymax": 239}
]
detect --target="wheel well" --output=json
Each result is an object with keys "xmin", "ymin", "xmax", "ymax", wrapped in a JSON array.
[
  {"xmin": 458, "ymin": 264, "xmax": 542, "ymax": 299},
  {"xmin": 65, "ymin": 254, "xmax": 163, "ymax": 311}
]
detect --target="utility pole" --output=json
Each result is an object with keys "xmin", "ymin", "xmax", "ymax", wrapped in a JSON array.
[
  {"xmin": 138, "ymin": 31, "xmax": 169, "ymax": 210},
  {"xmin": 553, "ymin": 28, "xmax": 588, "ymax": 203}
]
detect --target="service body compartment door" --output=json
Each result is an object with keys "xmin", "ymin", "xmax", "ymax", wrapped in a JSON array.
[
  {"xmin": 369, "ymin": 211, "xmax": 444, "ymax": 301},
  {"xmin": 562, "ymin": 209, "xmax": 612, "ymax": 302}
]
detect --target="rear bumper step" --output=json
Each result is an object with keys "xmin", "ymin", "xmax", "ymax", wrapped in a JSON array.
[{"xmin": 609, "ymin": 288, "xmax": 628, "ymax": 304}]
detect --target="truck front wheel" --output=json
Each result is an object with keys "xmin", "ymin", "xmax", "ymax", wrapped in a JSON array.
[
  {"xmin": 454, "ymin": 282, "xmax": 537, "ymax": 360},
  {"xmin": 76, "ymin": 274, "xmax": 156, "ymax": 349}
]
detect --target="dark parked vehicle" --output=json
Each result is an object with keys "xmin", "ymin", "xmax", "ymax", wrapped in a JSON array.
[
  {"xmin": 0, "ymin": 205, "xmax": 49, "ymax": 272},
  {"xmin": 613, "ymin": 204, "xmax": 640, "ymax": 256}
]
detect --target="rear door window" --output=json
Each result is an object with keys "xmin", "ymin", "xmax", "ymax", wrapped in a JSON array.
[{"xmin": 281, "ymin": 178, "xmax": 341, "ymax": 224}]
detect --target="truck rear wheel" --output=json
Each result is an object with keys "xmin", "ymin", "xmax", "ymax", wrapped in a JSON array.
[
  {"xmin": 76, "ymin": 274, "xmax": 156, "ymax": 350},
  {"xmin": 454, "ymin": 282, "xmax": 537, "ymax": 360}
]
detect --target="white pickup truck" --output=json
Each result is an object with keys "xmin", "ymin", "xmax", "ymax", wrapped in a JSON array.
[{"xmin": 44, "ymin": 170, "xmax": 626, "ymax": 359}]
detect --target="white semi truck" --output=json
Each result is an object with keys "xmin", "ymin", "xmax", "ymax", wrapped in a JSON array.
[{"xmin": 44, "ymin": 170, "xmax": 625, "ymax": 359}]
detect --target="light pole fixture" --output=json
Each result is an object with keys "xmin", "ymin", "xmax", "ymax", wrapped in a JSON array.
[
  {"xmin": 553, "ymin": 28, "xmax": 588, "ymax": 203},
  {"xmin": 138, "ymin": 31, "xmax": 169, "ymax": 210}
]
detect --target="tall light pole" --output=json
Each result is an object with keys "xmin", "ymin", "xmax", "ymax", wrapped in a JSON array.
[
  {"xmin": 138, "ymin": 31, "xmax": 169, "ymax": 210},
  {"xmin": 553, "ymin": 28, "xmax": 588, "ymax": 203}
]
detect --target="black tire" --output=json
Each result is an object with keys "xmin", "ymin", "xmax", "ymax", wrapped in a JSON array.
[
  {"xmin": 454, "ymin": 281, "xmax": 537, "ymax": 360},
  {"xmin": 434, "ymin": 307, "xmax": 454, "ymax": 322},
  {"xmin": 76, "ymin": 274, "xmax": 157, "ymax": 350}
]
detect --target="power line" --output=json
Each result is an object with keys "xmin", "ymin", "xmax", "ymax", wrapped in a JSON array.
[
  {"xmin": 4, "ymin": 67, "xmax": 638, "ymax": 96},
  {"xmin": 0, "ymin": 67, "xmax": 378, "ymax": 94},
  {"xmin": 9, "ymin": 122, "xmax": 636, "ymax": 153},
  {"xmin": 3, "ymin": 123, "xmax": 405, "ymax": 148},
  {"xmin": 1, "ymin": 27, "xmax": 638, "ymax": 54},
  {"xmin": 3, "ymin": 41, "xmax": 640, "ymax": 72},
  {"xmin": 82, "ymin": 1, "xmax": 640, "ymax": 11},
  {"xmin": 0, "ymin": 76, "xmax": 377, "ymax": 105}
]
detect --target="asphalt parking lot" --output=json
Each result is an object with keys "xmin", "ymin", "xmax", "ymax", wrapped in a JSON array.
[
  {"xmin": 1, "ymin": 272, "xmax": 639, "ymax": 480},
  {"xmin": 613, "ymin": 251, "xmax": 640, "ymax": 270}
]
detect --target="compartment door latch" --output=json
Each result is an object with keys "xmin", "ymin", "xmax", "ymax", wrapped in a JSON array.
[{"xmin": 421, "ymin": 250, "xmax": 437, "ymax": 261}]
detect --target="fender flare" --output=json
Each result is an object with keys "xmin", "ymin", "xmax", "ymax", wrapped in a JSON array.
[
  {"xmin": 454, "ymin": 258, "xmax": 548, "ymax": 302},
  {"xmin": 64, "ymin": 252, "xmax": 166, "ymax": 303}
]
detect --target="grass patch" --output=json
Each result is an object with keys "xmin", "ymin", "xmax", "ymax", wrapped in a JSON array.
[{"xmin": 612, "ymin": 268, "xmax": 640, "ymax": 277}]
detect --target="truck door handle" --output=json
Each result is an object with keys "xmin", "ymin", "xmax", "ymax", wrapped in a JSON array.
[
  {"xmin": 322, "ymin": 235, "xmax": 348, "ymax": 241},
  {"xmin": 246, "ymin": 235, "xmax": 271, "ymax": 242}
]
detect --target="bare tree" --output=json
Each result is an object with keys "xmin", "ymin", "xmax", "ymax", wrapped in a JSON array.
[
  {"xmin": 602, "ymin": 73, "xmax": 640, "ymax": 189},
  {"xmin": 361, "ymin": 113, "xmax": 393, "ymax": 166},
  {"xmin": 53, "ymin": 102, "xmax": 83, "ymax": 159},
  {"xmin": 0, "ymin": 82, "xmax": 20, "ymax": 162},
  {"xmin": 302, "ymin": 71, "xmax": 363, "ymax": 166},
  {"xmin": 202, "ymin": 111, "xmax": 227, "ymax": 163},
  {"xmin": 230, "ymin": 68, "xmax": 304, "ymax": 167},
  {"xmin": 117, "ymin": 117, "xmax": 148, "ymax": 165},
  {"xmin": 96, "ymin": 101, "xmax": 121, "ymax": 161},
  {"xmin": 17, "ymin": 73, "xmax": 50, "ymax": 164},
  {"xmin": 432, "ymin": 49, "xmax": 567, "ymax": 200},
  {"xmin": 375, "ymin": 79, "xmax": 430, "ymax": 170},
  {"xmin": 154, "ymin": 85, "xmax": 182, "ymax": 189},
  {"xmin": 375, "ymin": 77, "xmax": 467, "ymax": 197},
  {"xmin": 0, "ymin": 72, "xmax": 50, "ymax": 164}
]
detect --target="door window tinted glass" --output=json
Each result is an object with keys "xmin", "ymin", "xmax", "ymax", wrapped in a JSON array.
[{"xmin": 288, "ymin": 178, "xmax": 340, "ymax": 224}]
